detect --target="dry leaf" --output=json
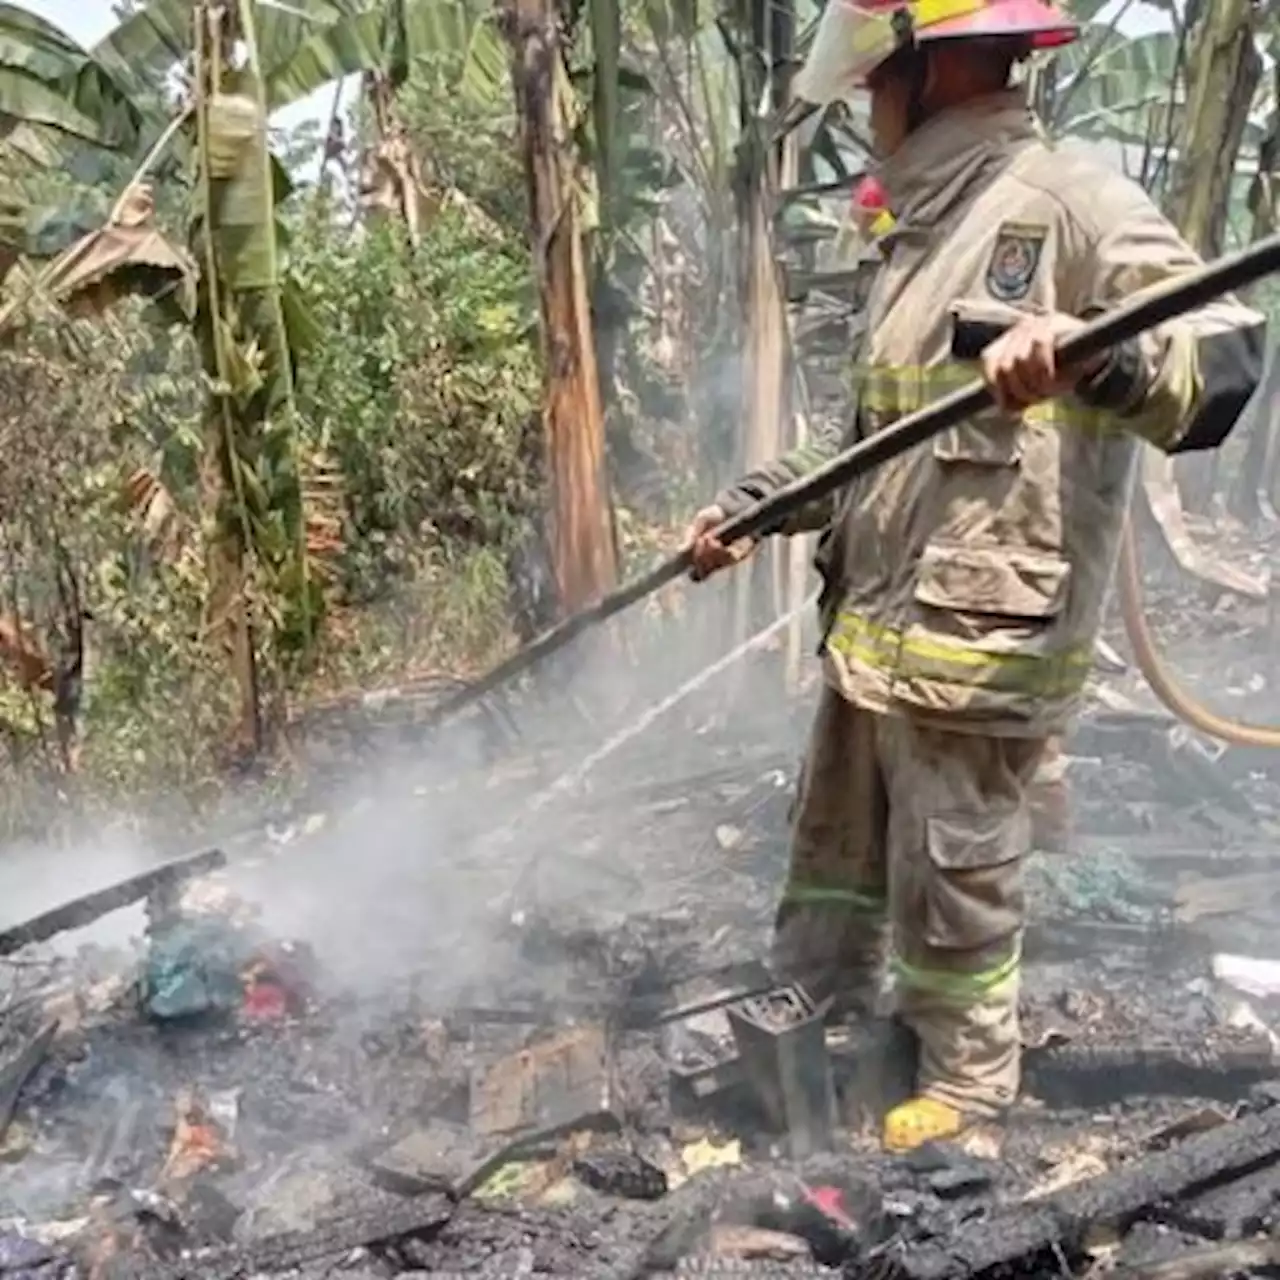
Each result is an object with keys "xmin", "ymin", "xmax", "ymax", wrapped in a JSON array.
[
  {"xmin": 0, "ymin": 614, "xmax": 51, "ymax": 692},
  {"xmin": 1024, "ymin": 1134, "xmax": 1113, "ymax": 1199},
  {"xmin": 161, "ymin": 1091, "xmax": 232, "ymax": 1183},
  {"xmin": 680, "ymin": 1135, "xmax": 741, "ymax": 1176},
  {"xmin": 1142, "ymin": 1105, "xmax": 1231, "ymax": 1149}
]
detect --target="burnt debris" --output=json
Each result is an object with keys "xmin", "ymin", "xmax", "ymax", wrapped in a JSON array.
[{"xmin": 8, "ymin": 597, "xmax": 1280, "ymax": 1277}]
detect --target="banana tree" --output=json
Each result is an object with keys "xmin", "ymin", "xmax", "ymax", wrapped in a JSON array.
[
  {"xmin": 0, "ymin": 4, "xmax": 145, "ymax": 275},
  {"xmin": 83, "ymin": 0, "xmax": 352, "ymax": 752},
  {"xmin": 180, "ymin": 0, "xmax": 499, "ymax": 749},
  {"xmin": 1168, "ymin": 0, "xmax": 1263, "ymax": 517},
  {"xmin": 186, "ymin": 1, "xmax": 314, "ymax": 754},
  {"xmin": 0, "ymin": 0, "xmax": 491, "ymax": 753}
]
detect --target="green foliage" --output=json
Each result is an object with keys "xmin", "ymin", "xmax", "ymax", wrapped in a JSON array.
[
  {"xmin": 0, "ymin": 307, "xmax": 228, "ymax": 831},
  {"xmin": 0, "ymin": 0, "xmax": 753, "ymax": 833},
  {"xmin": 396, "ymin": 49, "xmax": 525, "ymax": 228},
  {"xmin": 293, "ymin": 210, "xmax": 542, "ymax": 609},
  {"xmin": 0, "ymin": 196, "xmax": 546, "ymax": 829}
]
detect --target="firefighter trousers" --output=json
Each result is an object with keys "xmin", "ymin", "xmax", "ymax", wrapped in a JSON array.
[{"xmin": 772, "ymin": 684, "xmax": 1048, "ymax": 1114}]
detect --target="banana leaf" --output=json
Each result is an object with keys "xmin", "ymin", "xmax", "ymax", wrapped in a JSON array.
[
  {"xmin": 0, "ymin": 4, "xmax": 139, "ymax": 149},
  {"xmin": 265, "ymin": 0, "xmax": 507, "ymax": 111}
]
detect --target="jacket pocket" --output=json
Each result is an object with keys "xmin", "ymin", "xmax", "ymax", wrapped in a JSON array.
[
  {"xmin": 914, "ymin": 543, "xmax": 1069, "ymax": 622},
  {"xmin": 923, "ymin": 808, "xmax": 1028, "ymax": 952},
  {"xmin": 948, "ymin": 297, "xmax": 1033, "ymax": 360}
]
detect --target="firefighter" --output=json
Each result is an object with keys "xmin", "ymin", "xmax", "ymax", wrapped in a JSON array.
[{"xmin": 686, "ymin": 0, "xmax": 1264, "ymax": 1152}]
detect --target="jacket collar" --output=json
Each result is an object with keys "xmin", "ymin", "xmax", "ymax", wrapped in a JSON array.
[{"xmin": 879, "ymin": 90, "xmax": 1041, "ymax": 233}]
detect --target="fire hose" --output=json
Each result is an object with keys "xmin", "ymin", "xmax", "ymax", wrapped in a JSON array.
[
  {"xmin": 1117, "ymin": 519, "xmax": 1280, "ymax": 747},
  {"xmin": 429, "ymin": 231, "xmax": 1280, "ymax": 731}
]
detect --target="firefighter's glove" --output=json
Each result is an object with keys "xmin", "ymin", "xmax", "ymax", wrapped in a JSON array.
[
  {"xmin": 980, "ymin": 311, "xmax": 1108, "ymax": 415},
  {"xmin": 685, "ymin": 504, "xmax": 756, "ymax": 582}
]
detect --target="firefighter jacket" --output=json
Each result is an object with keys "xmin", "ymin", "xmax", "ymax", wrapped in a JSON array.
[{"xmin": 714, "ymin": 89, "xmax": 1265, "ymax": 736}]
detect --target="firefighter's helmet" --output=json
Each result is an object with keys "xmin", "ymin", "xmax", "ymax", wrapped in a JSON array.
[{"xmin": 795, "ymin": 0, "xmax": 1078, "ymax": 106}]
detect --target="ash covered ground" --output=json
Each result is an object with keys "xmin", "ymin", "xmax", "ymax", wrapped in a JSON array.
[{"xmin": 5, "ymin": 542, "xmax": 1280, "ymax": 1279}]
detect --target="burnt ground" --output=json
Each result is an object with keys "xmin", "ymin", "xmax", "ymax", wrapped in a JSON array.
[{"xmin": 6, "ymin": 534, "xmax": 1280, "ymax": 1278}]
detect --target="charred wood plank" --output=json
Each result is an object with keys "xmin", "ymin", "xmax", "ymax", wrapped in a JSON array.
[
  {"xmin": 1159, "ymin": 1157, "xmax": 1280, "ymax": 1240},
  {"xmin": 0, "ymin": 1018, "xmax": 57, "ymax": 1142},
  {"xmin": 1113, "ymin": 1238, "xmax": 1280, "ymax": 1278},
  {"xmin": 898, "ymin": 1104, "xmax": 1280, "ymax": 1280},
  {"xmin": 1175, "ymin": 867, "xmax": 1280, "ymax": 922},
  {"xmin": 131, "ymin": 1192, "xmax": 453, "ymax": 1280},
  {"xmin": 1025, "ymin": 1038, "xmax": 1276, "ymax": 1108},
  {"xmin": 0, "ymin": 847, "xmax": 225, "ymax": 956}
]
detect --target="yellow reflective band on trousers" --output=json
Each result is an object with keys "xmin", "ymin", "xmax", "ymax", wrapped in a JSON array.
[
  {"xmin": 782, "ymin": 881, "xmax": 886, "ymax": 914},
  {"xmin": 827, "ymin": 612, "xmax": 1093, "ymax": 698},
  {"xmin": 891, "ymin": 945, "xmax": 1020, "ymax": 1006},
  {"xmin": 853, "ymin": 362, "xmax": 1112, "ymax": 432}
]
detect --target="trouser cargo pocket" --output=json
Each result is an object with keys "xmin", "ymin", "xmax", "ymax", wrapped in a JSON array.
[{"xmin": 922, "ymin": 808, "xmax": 1028, "ymax": 953}]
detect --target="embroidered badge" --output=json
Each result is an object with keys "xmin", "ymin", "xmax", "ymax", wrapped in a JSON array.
[{"xmin": 986, "ymin": 223, "xmax": 1047, "ymax": 302}]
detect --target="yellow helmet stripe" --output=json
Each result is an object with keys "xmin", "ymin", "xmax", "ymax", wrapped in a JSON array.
[{"xmin": 849, "ymin": 0, "xmax": 990, "ymax": 55}]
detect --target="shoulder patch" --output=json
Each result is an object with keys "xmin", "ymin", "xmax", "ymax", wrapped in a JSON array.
[{"xmin": 986, "ymin": 222, "xmax": 1047, "ymax": 302}]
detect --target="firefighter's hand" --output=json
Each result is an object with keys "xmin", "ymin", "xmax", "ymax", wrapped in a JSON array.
[
  {"xmin": 684, "ymin": 504, "xmax": 755, "ymax": 581},
  {"xmin": 981, "ymin": 312, "xmax": 1108, "ymax": 413}
]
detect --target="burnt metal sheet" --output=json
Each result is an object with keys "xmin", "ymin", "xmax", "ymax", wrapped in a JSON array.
[
  {"xmin": 468, "ymin": 1024, "xmax": 618, "ymax": 1139},
  {"xmin": 669, "ymin": 1053, "xmax": 744, "ymax": 1114},
  {"xmin": 369, "ymin": 1121, "xmax": 488, "ymax": 1196},
  {"xmin": 367, "ymin": 1120, "xmax": 561, "ymax": 1201},
  {"xmin": 664, "ymin": 1004, "xmax": 744, "ymax": 1115}
]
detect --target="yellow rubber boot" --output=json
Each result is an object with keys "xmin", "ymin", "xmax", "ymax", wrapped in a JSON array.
[{"xmin": 883, "ymin": 1096, "xmax": 963, "ymax": 1153}]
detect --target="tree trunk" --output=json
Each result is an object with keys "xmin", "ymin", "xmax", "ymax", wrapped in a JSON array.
[
  {"xmin": 1230, "ymin": 56, "xmax": 1280, "ymax": 526},
  {"xmin": 507, "ymin": 0, "xmax": 618, "ymax": 615},
  {"xmin": 733, "ymin": 179, "xmax": 790, "ymax": 637},
  {"xmin": 359, "ymin": 71, "xmax": 424, "ymax": 245},
  {"xmin": 1165, "ymin": 0, "xmax": 1260, "ymax": 513},
  {"xmin": 199, "ymin": 446, "xmax": 261, "ymax": 755},
  {"xmin": 732, "ymin": 0, "xmax": 793, "ymax": 652}
]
